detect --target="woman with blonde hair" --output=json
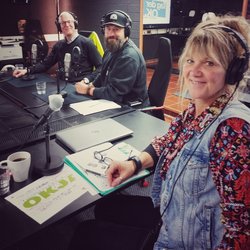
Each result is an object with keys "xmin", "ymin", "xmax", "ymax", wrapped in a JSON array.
[{"xmin": 69, "ymin": 15, "xmax": 250, "ymax": 250}]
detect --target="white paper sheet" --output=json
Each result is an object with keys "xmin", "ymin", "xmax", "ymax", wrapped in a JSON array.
[
  {"xmin": 70, "ymin": 99, "xmax": 121, "ymax": 115},
  {"xmin": 5, "ymin": 165, "xmax": 97, "ymax": 224}
]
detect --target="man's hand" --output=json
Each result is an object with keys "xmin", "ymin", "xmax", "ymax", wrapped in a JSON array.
[
  {"xmin": 13, "ymin": 69, "xmax": 27, "ymax": 78},
  {"xmin": 106, "ymin": 160, "xmax": 136, "ymax": 187},
  {"xmin": 75, "ymin": 80, "xmax": 94, "ymax": 95}
]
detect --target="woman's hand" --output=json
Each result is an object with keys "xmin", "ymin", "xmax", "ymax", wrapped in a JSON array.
[{"xmin": 106, "ymin": 160, "xmax": 136, "ymax": 187}]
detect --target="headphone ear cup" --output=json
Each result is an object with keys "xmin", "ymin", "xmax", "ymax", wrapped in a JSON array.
[
  {"xmin": 226, "ymin": 57, "xmax": 246, "ymax": 85},
  {"xmin": 74, "ymin": 19, "xmax": 78, "ymax": 29},
  {"xmin": 125, "ymin": 24, "xmax": 131, "ymax": 37},
  {"xmin": 69, "ymin": 12, "xmax": 78, "ymax": 29},
  {"xmin": 124, "ymin": 14, "xmax": 131, "ymax": 37}
]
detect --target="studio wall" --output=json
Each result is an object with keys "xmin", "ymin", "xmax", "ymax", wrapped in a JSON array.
[{"xmin": 1, "ymin": 0, "xmax": 141, "ymax": 48}]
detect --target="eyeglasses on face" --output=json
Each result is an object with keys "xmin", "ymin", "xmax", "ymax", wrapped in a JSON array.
[{"xmin": 60, "ymin": 20, "xmax": 74, "ymax": 26}]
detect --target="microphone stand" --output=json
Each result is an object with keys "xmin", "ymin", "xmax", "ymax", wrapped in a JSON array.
[
  {"xmin": 22, "ymin": 70, "xmax": 36, "ymax": 81},
  {"xmin": 22, "ymin": 60, "xmax": 36, "ymax": 81},
  {"xmin": 34, "ymin": 119, "xmax": 64, "ymax": 176},
  {"xmin": 56, "ymin": 68, "xmax": 61, "ymax": 94},
  {"xmin": 55, "ymin": 67, "xmax": 68, "ymax": 98}
]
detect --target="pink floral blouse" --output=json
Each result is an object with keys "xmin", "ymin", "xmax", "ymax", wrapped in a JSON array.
[{"xmin": 151, "ymin": 95, "xmax": 250, "ymax": 249}]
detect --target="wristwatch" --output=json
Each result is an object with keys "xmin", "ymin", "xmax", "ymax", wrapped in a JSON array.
[
  {"xmin": 83, "ymin": 78, "xmax": 90, "ymax": 84},
  {"xmin": 127, "ymin": 156, "xmax": 142, "ymax": 175}
]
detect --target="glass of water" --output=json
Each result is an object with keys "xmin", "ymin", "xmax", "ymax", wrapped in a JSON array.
[{"xmin": 36, "ymin": 81, "xmax": 46, "ymax": 95}]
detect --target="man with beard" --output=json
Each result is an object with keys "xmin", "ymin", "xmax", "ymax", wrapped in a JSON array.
[{"xmin": 75, "ymin": 10, "xmax": 149, "ymax": 107}]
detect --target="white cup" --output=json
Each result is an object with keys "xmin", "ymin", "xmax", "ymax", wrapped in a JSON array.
[
  {"xmin": 36, "ymin": 81, "xmax": 46, "ymax": 95},
  {"xmin": 0, "ymin": 151, "xmax": 31, "ymax": 182}
]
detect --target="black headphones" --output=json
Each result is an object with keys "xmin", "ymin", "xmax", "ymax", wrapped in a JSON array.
[
  {"xmin": 55, "ymin": 11, "xmax": 78, "ymax": 32},
  {"xmin": 100, "ymin": 10, "xmax": 132, "ymax": 37},
  {"xmin": 206, "ymin": 25, "xmax": 249, "ymax": 85}
]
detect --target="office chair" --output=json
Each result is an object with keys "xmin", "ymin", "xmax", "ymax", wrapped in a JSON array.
[
  {"xmin": 145, "ymin": 37, "xmax": 173, "ymax": 120},
  {"xmin": 140, "ymin": 37, "xmax": 172, "ymax": 187},
  {"xmin": 79, "ymin": 30, "xmax": 104, "ymax": 57}
]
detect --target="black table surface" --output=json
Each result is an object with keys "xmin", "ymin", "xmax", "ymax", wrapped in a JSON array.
[{"xmin": 0, "ymin": 74, "xmax": 169, "ymax": 250}]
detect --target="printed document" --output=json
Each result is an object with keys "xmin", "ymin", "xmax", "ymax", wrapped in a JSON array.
[{"xmin": 70, "ymin": 99, "xmax": 121, "ymax": 115}]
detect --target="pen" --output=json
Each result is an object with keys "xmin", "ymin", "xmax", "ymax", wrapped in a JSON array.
[
  {"xmin": 85, "ymin": 169, "xmax": 106, "ymax": 177},
  {"xmin": 74, "ymin": 161, "xmax": 106, "ymax": 177}
]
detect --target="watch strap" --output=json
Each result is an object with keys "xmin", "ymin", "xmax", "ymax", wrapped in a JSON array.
[{"xmin": 128, "ymin": 156, "xmax": 142, "ymax": 175}]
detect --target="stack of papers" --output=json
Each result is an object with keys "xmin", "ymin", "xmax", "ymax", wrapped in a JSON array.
[
  {"xmin": 5, "ymin": 167, "xmax": 91, "ymax": 224},
  {"xmin": 70, "ymin": 99, "xmax": 121, "ymax": 115}
]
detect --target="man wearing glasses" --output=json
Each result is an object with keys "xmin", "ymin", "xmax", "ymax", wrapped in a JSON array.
[{"xmin": 13, "ymin": 11, "xmax": 102, "ymax": 83}]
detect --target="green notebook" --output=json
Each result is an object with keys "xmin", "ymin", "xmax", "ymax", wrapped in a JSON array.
[{"xmin": 64, "ymin": 142, "xmax": 150, "ymax": 195}]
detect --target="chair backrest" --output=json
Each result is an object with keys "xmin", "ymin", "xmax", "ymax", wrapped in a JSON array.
[
  {"xmin": 79, "ymin": 30, "xmax": 104, "ymax": 57},
  {"xmin": 148, "ymin": 37, "xmax": 172, "ymax": 120}
]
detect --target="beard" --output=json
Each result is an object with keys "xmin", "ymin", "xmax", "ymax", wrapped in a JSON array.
[{"xmin": 104, "ymin": 36, "xmax": 125, "ymax": 53}]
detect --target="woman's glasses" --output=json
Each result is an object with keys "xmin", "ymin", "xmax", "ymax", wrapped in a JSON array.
[
  {"xmin": 94, "ymin": 151, "xmax": 112, "ymax": 166},
  {"xmin": 93, "ymin": 144, "xmax": 133, "ymax": 166},
  {"xmin": 93, "ymin": 144, "xmax": 115, "ymax": 166}
]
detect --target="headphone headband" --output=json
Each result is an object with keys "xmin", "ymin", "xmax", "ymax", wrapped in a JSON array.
[
  {"xmin": 204, "ymin": 25, "xmax": 249, "ymax": 84},
  {"xmin": 213, "ymin": 25, "xmax": 249, "ymax": 60},
  {"xmin": 100, "ymin": 10, "xmax": 132, "ymax": 37}
]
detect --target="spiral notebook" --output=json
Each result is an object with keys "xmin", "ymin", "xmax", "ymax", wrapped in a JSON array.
[{"xmin": 56, "ymin": 118, "xmax": 133, "ymax": 152}]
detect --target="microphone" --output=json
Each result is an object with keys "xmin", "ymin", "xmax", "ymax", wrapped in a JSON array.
[
  {"xmin": 72, "ymin": 46, "xmax": 81, "ymax": 78},
  {"xmin": 33, "ymin": 94, "xmax": 64, "ymax": 130},
  {"xmin": 72, "ymin": 46, "xmax": 81, "ymax": 64},
  {"xmin": 37, "ymin": 39, "xmax": 44, "ymax": 47},
  {"xmin": 64, "ymin": 53, "xmax": 71, "ymax": 80},
  {"xmin": 22, "ymin": 43, "xmax": 37, "ymax": 81},
  {"xmin": 31, "ymin": 43, "xmax": 37, "ymax": 65},
  {"xmin": 33, "ymin": 94, "xmax": 64, "ymax": 176}
]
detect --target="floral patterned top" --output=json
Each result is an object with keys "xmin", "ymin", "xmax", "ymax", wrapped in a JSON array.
[{"xmin": 150, "ymin": 95, "xmax": 250, "ymax": 249}]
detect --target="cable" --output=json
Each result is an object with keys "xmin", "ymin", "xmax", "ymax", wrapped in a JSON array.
[{"xmin": 23, "ymin": 102, "xmax": 47, "ymax": 110}]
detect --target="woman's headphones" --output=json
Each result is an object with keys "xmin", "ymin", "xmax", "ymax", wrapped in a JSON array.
[
  {"xmin": 55, "ymin": 11, "xmax": 78, "ymax": 32},
  {"xmin": 205, "ymin": 25, "xmax": 249, "ymax": 85},
  {"xmin": 100, "ymin": 10, "xmax": 132, "ymax": 37},
  {"xmin": 222, "ymin": 26, "xmax": 249, "ymax": 84}
]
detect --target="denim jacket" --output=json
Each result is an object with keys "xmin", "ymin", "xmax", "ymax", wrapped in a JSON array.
[{"xmin": 151, "ymin": 100, "xmax": 250, "ymax": 250}]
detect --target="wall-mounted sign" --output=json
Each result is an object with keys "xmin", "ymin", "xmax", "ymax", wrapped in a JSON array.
[{"xmin": 143, "ymin": 0, "xmax": 171, "ymax": 25}]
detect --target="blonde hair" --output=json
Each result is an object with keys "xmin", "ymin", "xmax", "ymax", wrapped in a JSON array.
[{"xmin": 178, "ymin": 15, "xmax": 250, "ymax": 99}]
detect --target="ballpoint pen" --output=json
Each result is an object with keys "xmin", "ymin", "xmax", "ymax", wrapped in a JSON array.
[
  {"xmin": 85, "ymin": 168, "xmax": 106, "ymax": 177},
  {"xmin": 74, "ymin": 160, "xmax": 108, "ymax": 177}
]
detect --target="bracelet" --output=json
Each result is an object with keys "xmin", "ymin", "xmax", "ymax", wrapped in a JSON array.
[{"xmin": 127, "ymin": 156, "xmax": 142, "ymax": 175}]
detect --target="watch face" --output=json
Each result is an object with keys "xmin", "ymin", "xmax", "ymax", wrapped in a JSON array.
[{"xmin": 84, "ymin": 78, "xmax": 90, "ymax": 84}]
